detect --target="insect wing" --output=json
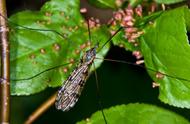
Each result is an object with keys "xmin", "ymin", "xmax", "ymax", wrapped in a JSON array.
[{"xmin": 55, "ymin": 63, "xmax": 90, "ymax": 111}]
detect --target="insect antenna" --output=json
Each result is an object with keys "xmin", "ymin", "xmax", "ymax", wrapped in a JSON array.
[
  {"xmin": 98, "ymin": 26, "xmax": 123, "ymax": 53},
  {"xmin": 87, "ymin": 19, "xmax": 92, "ymax": 43}
]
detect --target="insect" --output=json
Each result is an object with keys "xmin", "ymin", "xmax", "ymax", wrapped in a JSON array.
[
  {"xmin": 55, "ymin": 43, "xmax": 98, "ymax": 111},
  {"xmin": 54, "ymin": 17, "xmax": 122, "ymax": 112},
  {"xmin": 1, "ymin": 1, "xmax": 118, "ymax": 123},
  {"xmin": 2, "ymin": 0, "xmax": 190, "ymax": 123}
]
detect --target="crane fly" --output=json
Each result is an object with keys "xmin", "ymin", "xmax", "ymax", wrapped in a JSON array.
[
  {"xmin": 55, "ymin": 43, "xmax": 98, "ymax": 111},
  {"xmin": 2, "ymin": 0, "xmax": 190, "ymax": 123},
  {"xmin": 55, "ymin": 18, "xmax": 122, "ymax": 112}
]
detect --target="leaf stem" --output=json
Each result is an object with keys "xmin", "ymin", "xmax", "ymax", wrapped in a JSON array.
[
  {"xmin": 0, "ymin": 0, "xmax": 10, "ymax": 123},
  {"xmin": 24, "ymin": 93, "xmax": 56, "ymax": 124}
]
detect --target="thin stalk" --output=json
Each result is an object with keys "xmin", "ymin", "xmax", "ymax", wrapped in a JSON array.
[
  {"xmin": 0, "ymin": 0, "xmax": 10, "ymax": 123},
  {"xmin": 24, "ymin": 93, "xmax": 56, "ymax": 124}
]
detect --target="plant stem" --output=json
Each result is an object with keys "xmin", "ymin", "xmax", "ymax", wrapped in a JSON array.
[
  {"xmin": 0, "ymin": 0, "xmax": 10, "ymax": 123},
  {"xmin": 24, "ymin": 93, "xmax": 56, "ymax": 124}
]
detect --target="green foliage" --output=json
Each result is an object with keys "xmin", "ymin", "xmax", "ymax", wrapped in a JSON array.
[
  {"xmin": 97, "ymin": 0, "xmax": 190, "ymax": 109},
  {"xmin": 7, "ymin": 0, "xmax": 190, "ymax": 122},
  {"xmin": 77, "ymin": 103, "xmax": 190, "ymax": 124},
  {"xmin": 110, "ymin": 11, "xmax": 163, "ymax": 52},
  {"xmin": 9, "ymin": 0, "xmax": 110, "ymax": 95},
  {"xmin": 111, "ymin": 25, "xmax": 139, "ymax": 51},
  {"xmin": 129, "ymin": 0, "xmax": 144, "ymax": 7},
  {"xmin": 155, "ymin": 0, "xmax": 186, "ymax": 4},
  {"xmin": 88, "ymin": 0, "xmax": 118, "ymax": 9},
  {"xmin": 141, "ymin": 6, "xmax": 190, "ymax": 108}
]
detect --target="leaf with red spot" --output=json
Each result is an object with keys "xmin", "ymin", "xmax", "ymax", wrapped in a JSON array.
[
  {"xmin": 141, "ymin": 6, "xmax": 190, "ymax": 108},
  {"xmin": 9, "ymin": 0, "xmax": 110, "ymax": 95}
]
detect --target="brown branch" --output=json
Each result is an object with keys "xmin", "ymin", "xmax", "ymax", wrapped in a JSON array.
[
  {"xmin": 24, "ymin": 93, "xmax": 56, "ymax": 124},
  {"xmin": 0, "ymin": 0, "xmax": 10, "ymax": 123}
]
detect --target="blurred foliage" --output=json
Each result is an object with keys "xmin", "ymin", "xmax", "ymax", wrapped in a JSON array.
[
  {"xmin": 88, "ymin": 0, "xmax": 118, "ymax": 9},
  {"xmin": 155, "ymin": 0, "xmax": 186, "ymax": 4}
]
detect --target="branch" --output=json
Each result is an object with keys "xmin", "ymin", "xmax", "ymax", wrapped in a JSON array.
[
  {"xmin": 24, "ymin": 93, "xmax": 56, "ymax": 124},
  {"xmin": 0, "ymin": 0, "xmax": 10, "ymax": 123}
]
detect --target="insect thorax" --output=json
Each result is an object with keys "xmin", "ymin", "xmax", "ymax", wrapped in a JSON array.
[{"xmin": 82, "ymin": 46, "xmax": 97, "ymax": 64}]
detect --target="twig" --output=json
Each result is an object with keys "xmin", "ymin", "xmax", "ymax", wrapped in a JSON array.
[
  {"xmin": 0, "ymin": 0, "xmax": 10, "ymax": 123},
  {"xmin": 24, "ymin": 93, "xmax": 56, "ymax": 124}
]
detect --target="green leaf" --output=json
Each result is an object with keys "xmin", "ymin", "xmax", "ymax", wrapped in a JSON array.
[
  {"xmin": 88, "ymin": 0, "xmax": 117, "ymax": 9},
  {"xmin": 110, "ymin": 11, "xmax": 163, "ymax": 52},
  {"xmin": 111, "ymin": 25, "xmax": 140, "ymax": 51},
  {"xmin": 9, "ymin": 0, "xmax": 110, "ymax": 95},
  {"xmin": 77, "ymin": 103, "xmax": 190, "ymax": 124},
  {"xmin": 155, "ymin": 0, "xmax": 186, "ymax": 4},
  {"xmin": 129, "ymin": 0, "xmax": 143, "ymax": 7},
  {"xmin": 141, "ymin": 6, "xmax": 190, "ymax": 108}
]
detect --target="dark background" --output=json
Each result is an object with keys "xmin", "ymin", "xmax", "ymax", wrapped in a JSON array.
[{"xmin": 5, "ymin": 0, "xmax": 190, "ymax": 123}]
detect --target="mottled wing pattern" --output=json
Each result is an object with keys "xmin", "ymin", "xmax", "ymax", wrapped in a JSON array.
[{"xmin": 55, "ymin": 63, "xmax": 91, "ymax": 111}]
